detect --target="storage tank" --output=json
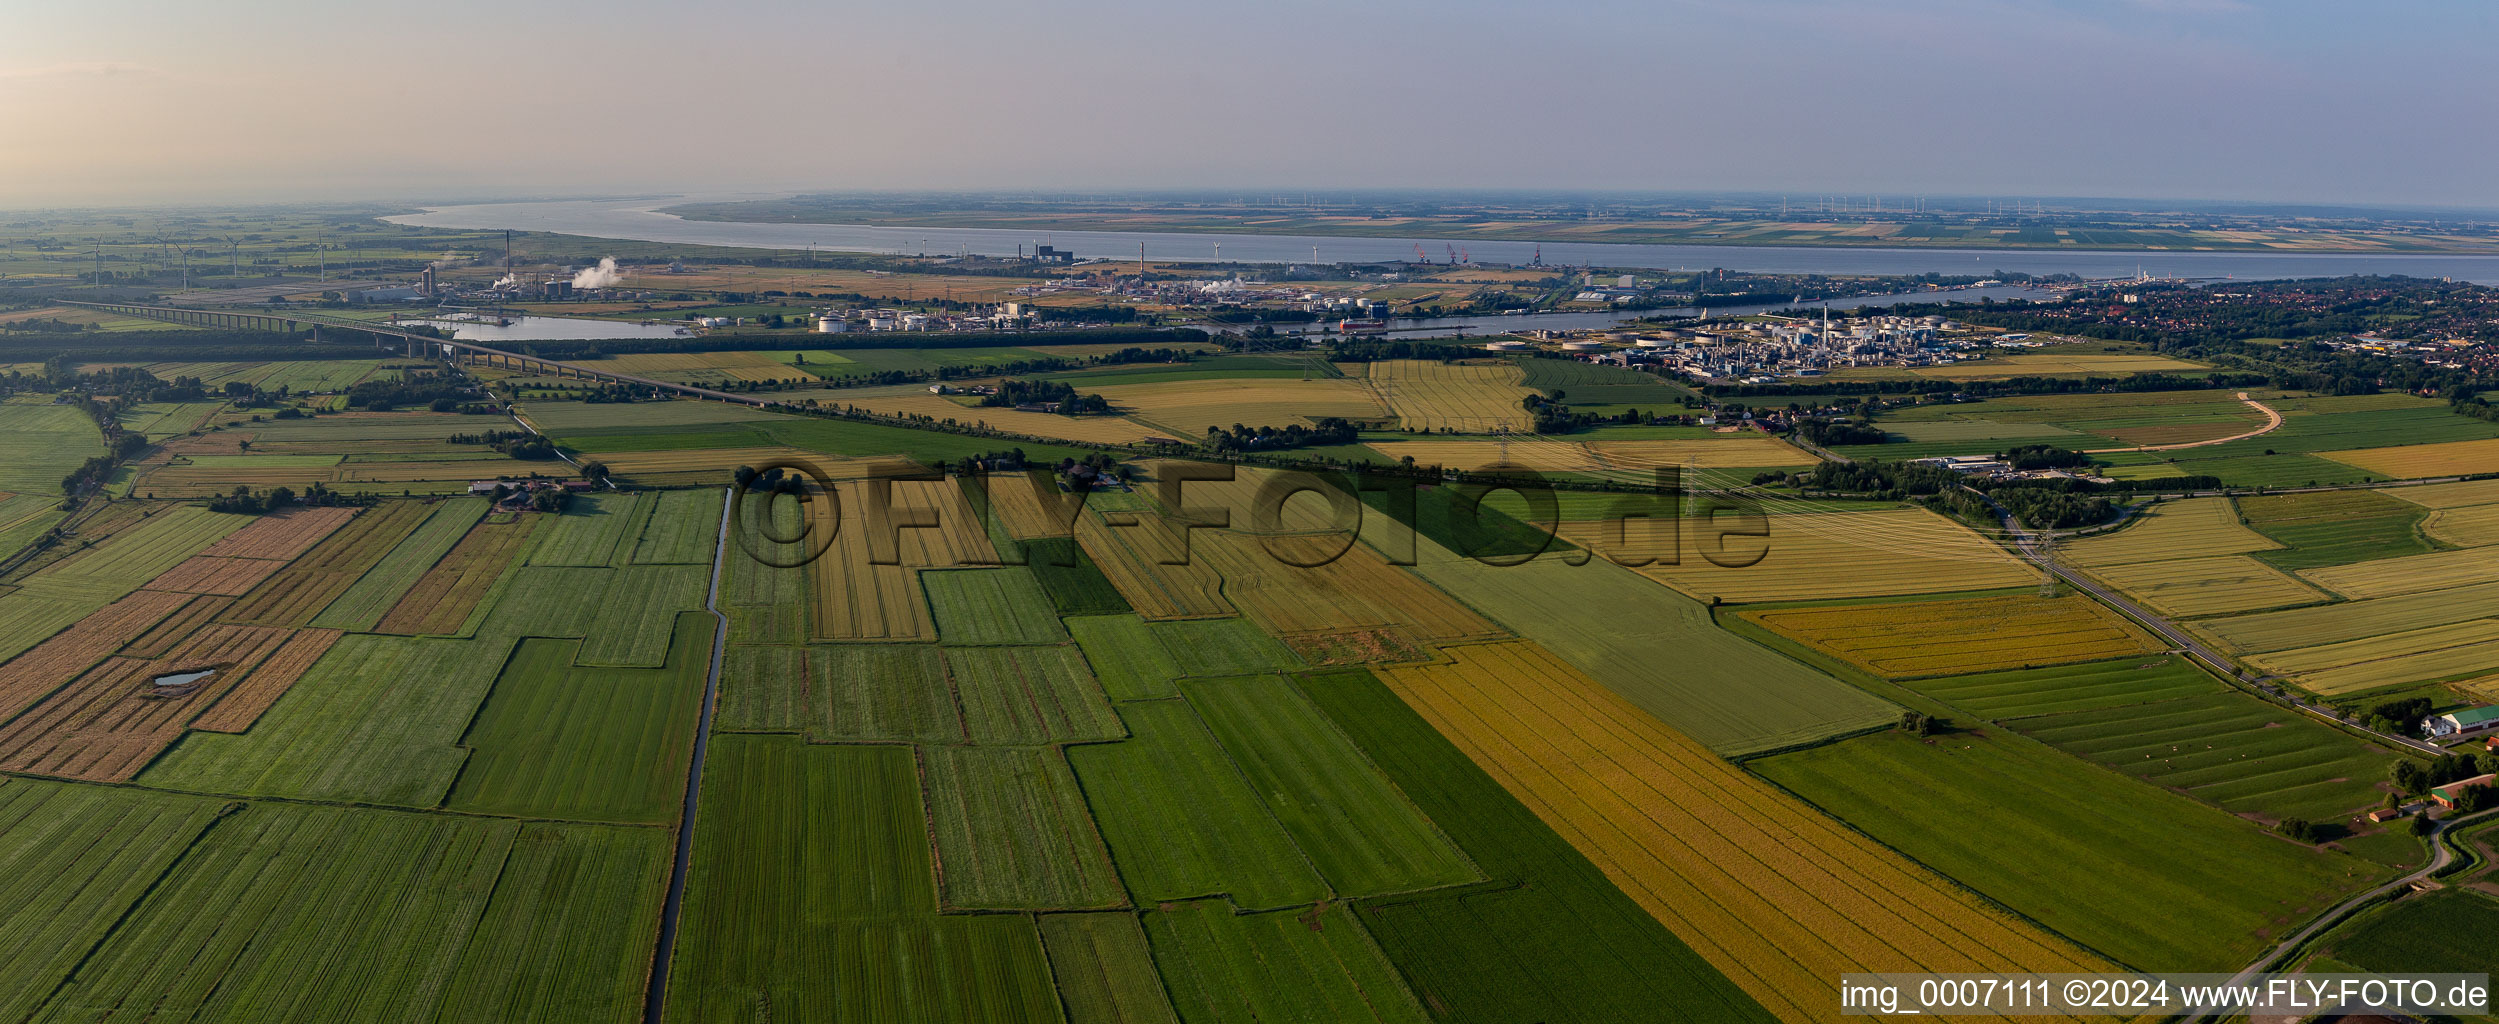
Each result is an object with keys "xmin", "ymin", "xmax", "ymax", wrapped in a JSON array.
[
  {"xmin": 1560, "ymin": 340, "xmax": 1606, "ymax": 352},
  {"xmin": 816, "ymin": 315, "xmax": 849, "ymax": 334}
]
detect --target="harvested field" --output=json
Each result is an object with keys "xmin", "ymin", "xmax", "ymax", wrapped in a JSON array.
[
  {"xmin": 923, "ymin": 567, "xmax": 1067, "ymax": 644},
  {"xmin": 188, "ymin": 628, "xmax": 343, "ymax": 732},
  {"xmin": 0, "ymin": 622, "xmax": 295, "ymax": 782},
  {"xmin": 1378, "ymin": 641, "xmax": 2107, "ymax": 1019},
  {"xmin": 2194, "ymin": 579, "xmax": 2499, "ymax": 655},
  {"xmin": 2423, "ymin": 503, "xmax": 2499, "ymax": 547},
  {"xmin": 1632, "ymin": 507, "xmax": 2038, "ymax": 604},
  {"xmin": 630, "ymin": 488, "xmax": 725, "ymax": 563},
  {"xmin": 1183, "ymin": 673, "xmax": 1479, "ymax": 896},
  {"xmin": 220, "ymin": 499, "xmax": 433, "ymax": 626},
  {"xmin": 808, "ymin": 644, "xmax": 959, "ymax": 742},
  {"xmin": 2085, "ymin": 554, "xmax": 2328, "ymax": 618},
  {"xmin": 983, "ymin": 471, "xmax": 1087, "ymax": 540},
  {"xmin": 1364, "ymin": 359, "xmax": 1536, "ymax": 432},
  {"xmin": 1193, "ymin": 530, "xmax": 1497, "ymax": 641},
  {"xmin": 1147, "ymin": 901, "xmax": 1429, "ymax": 1024},
  {"xmin": 2320, "ymin": 436, "xmax": 2499, "ymax": 478},
  {"xmin": 1075, "ymin": 512, "xmax": 1232, "ymax": 619},
  {"xmin": 2383, "ymin": 478, "xmax": 2499, "ymax": 510},
  {"xmin": 920, "ymin": 745, "xmax": 1125, "ymax": 910},
  {"xmin": 142, "ymin": 555, "xmax": 291, "ymax": 596},
  {"xmin": 1067, "ymin": 699, "xmax": 1327, "ymax": 910},
  {"xmin": 2064, "ymin": 497, "xmax": 2279, "ymax": 567},
  {"xmin": 1092, "ymin": 376, "xmax": 1389, "ymax": 438},
  {"xmin": 1742, "ymin": 594, "xmax": 2163, "ymax": 678},
  {"xmin": 194, "ymin": 505, "xmax": 361, "ymax": 559},
  {"xmin": 375, "ymin": 511, "xmax": 539, "ymax": 635},
  {"xmin": 860, "ymin": 476, "xmax": 1000, "ymax": 568},
  {"xmin": 808, "ymin": 506, "xmax": 935, "ymax": 641},
  {"xmin": 2298, "ymin": 544, "xmax": 2499, "ymax": 599},
  {"xmin": 309, "ymin": 498, "xmax": 489, "ymax": 630},
  {"xmin": 0, "ymin": 589, "xmax": 193, "ymax": 721},
  {"xmin": 120, "ymin": 594, "xmax": 231, "ymax": 658},
  {"xmin": 2247, "ymin": 618, "xmax": 2499, "ymax": 695},
  {"xmin": 944, "ymin": 645, "xmax": 1124, "ymax": 744}
]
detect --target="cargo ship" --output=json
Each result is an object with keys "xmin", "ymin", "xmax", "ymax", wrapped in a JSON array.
[{"xmin": 1336, "ymin": 318, "xmax": 1388, "ymax": 333}]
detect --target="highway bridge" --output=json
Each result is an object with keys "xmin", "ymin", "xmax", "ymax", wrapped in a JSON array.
[{"xmin": 58, "ymin": 300, "xmax": 771, "ymax": 407}]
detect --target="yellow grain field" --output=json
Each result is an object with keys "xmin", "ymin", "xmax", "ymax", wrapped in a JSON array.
[
  {"xmin": 1091, "ymin": 377, "xmax": 1389, "ymax": 438},
  {"xmin": 1367, "ymin": 435, "xmax": 1817, "ymax": 474},
  {"xmin": 1191, "ymin": 530, "xmax": 1497, "ymax": 641},
  {"xmin": 1363, "ymin": 359, "xmax": 1536, "ymax": 432},
  {"xmin": 2084, "ymin": 554, "xmax": 2328, "ymax": 618},
  {"xmin": 2061, "ymin": 498, "xmax": 2279, "ymax": 567},
  {"xmin": 1073, "ymin": 511, "xmax": 1231, "ymax": 619},
  {"xmin": 2248, "ymin": 618, "xmax": 2499, "ymax": 695},
  {"xmin": 2422, "ymin": 504, "xmax": 2499, "ymax": 548},
  {"xmin": 1633, "ymin": 507, "xmax": 2039, "ymax": 603},
  {"xmin": 2297, "ymin": 545, "xmax": 2499, "ymax": 600},
  {"xmin": 2383, "ymin": 478, "xmax": 2499, "ymax": 510},
  {"xmin": 2320, "ymin": 437, "xmax": 2499, "ymax": 479},
  {"xmin": 1743, "ymin": 594, "xmax": 2163, "ymax": 678},
  {"xmin": 803, "ymin": 481, "xmax": 961, "ymax": 641},
  {"xmin": 1377, "ymin": 641, "xmax": 2107, "ymax": 1021},
  {"xmin": 838, "ymin": 386, "xmax": 1161, "ymax": 444}
]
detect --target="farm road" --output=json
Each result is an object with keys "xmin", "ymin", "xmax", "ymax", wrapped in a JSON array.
[{"xmin": 2084, "ymin": 393, "xmax": 2282, "ymax": 454}]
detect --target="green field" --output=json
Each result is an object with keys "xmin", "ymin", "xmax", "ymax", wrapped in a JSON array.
[
  {"xmin": 2013, "ymin": 691, "xmax": 2407, "ymax": 830},
  {"xmin": 920, "ymin": 745, "xmax": 1125, "ymax": 910},
  {"xmin": 30, "ymin": 795, "xmax": 664, "ymax": 1023},
  {"xmin": 664, "ymin": 736, "xmax": 1065, "ymax": 1023},
  {"xmin": 1182, "ymin": 674, "xmax": 1478, "ymax": 897},
  {"xmin": 923, "ymin": 566, "xmax": 1068, "ymax": 644},
  {"xmin": 0, "ymin": 400, "xmax": 105, "ymax": 495},
  {"xmin": 1144, "ymin": 900, "xmax": 1430, "ymax": 1024},
  {"xmin": 2313, "ymin": 889, "xmax": 2499, "ymax": 975},
  {"xmin": 629, "ymin": 487, "xmax": 725, "ymax": 563},
  {"xmin": 809, "ymin": 644, "xmax": 962, "ymax": 742},
  {"xmin": 1068, "ymin": 699, "xmax": 1327, "ymax": 910},
  {"xmin": 1020, "ymin": 537, "xmax": 1131, "ymax": 615},
  {"xmin": 715, "ymin": 644, "xmax": 805, "ymax": 732},
  {"xmin": 2238, "ymin": 489, "xmax": 2437, "ymax": 569},
  {"xmin": 1065, "ymin": 615, "xmax": 1185, "ymax": 699},
  {"xmin": 1150, "ymin": 616, "xmax": 1303, "ymax": 679},
  {"xmin": 944, "ymin": 645, "xmax": 1125, "ymax": 744},
  {"xmin": 143, "ymin": 633, "xmax": 511, "ymax": 806},
  {"xmin": 525, "ymin": 491, "xmax": 644, "ymax": 566},
  {"xmin": 1300, "ymin": 667, "xmax": 1778, "ymax": 1024},
  {"xmin": 447, "ymin": 613, "xmax": 713, "ymax": 823},
  {"xmin": 1514, "ymin": 357, "xmax": 1693, "ymax": 409},
  {"xmin": 1757, "ymin": 729, "xmax": 2385, "ymax": 972},
  {"xmin": 309, "ymin": 497, "xmax": 489, "ymax": 630},
  {"xmin": 1898, "ymin": 655, "xmax": 2222, "ymax": 719},
  {"xmin": 1404, "ymin": 542, "xmax": 1898, "ymax": 757},
  {"xmin": 574, "ymin": 564, "xmax": 710, "ymax": 665},
  {"xmin": 552, "ymin": 412, "xmax": 1091, "ymax": 467},
  {"xmin": 43, "ymin": 503, "xmax": 246, "ymax": 585},
  {"xmin": 0, "ymin": 780, "xmax": 227, "ymax": 1023},
  {"xmin": 1037, "ymin": 914, "xmax": 1181, "ymax": 1024}
]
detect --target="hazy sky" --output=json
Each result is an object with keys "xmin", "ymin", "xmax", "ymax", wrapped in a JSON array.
[{"xmin": 4, "ymin": 0, "xmax": 2493, "ymax": 208}]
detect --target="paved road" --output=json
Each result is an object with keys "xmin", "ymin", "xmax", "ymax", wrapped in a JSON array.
[
  {"xmin": 2181, "ymin": 806, "xmax": 2498, "ymax": 1024},
  {"xmin": 641, "ymin": 487, "xmax": 735, "ymax": 1024},
  {"xmin": 1975, "ymin": 489, "xmax": 2446, "ymax": 757}
]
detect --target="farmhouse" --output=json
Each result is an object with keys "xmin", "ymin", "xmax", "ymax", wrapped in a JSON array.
[
  {"xmin": 2425, "ymin": 705, "xmax": 2499, "ymax": 739},
  {"xmin": 2430, "ymin": 774, "xmax": 2494, "ymax": 811}
]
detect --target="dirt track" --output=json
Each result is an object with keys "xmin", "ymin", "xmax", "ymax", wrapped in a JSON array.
[{"xmin": 2084, "ymin": 392, "xmax": 2282, "ymax": 454}]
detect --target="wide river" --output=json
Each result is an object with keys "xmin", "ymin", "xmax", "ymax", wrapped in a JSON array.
[{"xmin": 389, "ymin": 198, "xmax": 2499, "ymax": 283}]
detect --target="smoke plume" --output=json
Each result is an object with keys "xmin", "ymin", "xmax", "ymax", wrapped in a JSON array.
[{"xmin": 571, "ymin": 257, "xmax": 624, "ymax": 290}]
